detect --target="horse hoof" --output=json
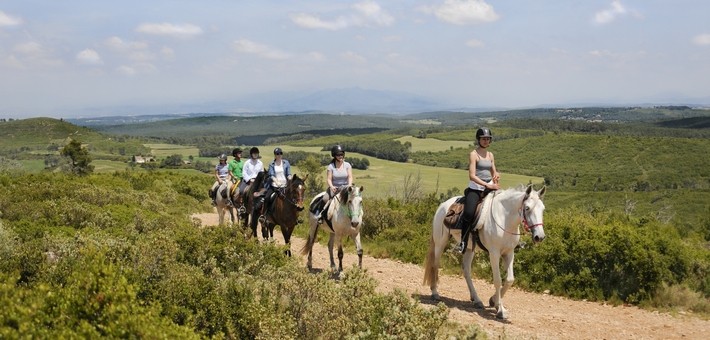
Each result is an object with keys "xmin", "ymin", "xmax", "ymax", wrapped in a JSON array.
[
  {"xmin": 431, "ymin": 293, "xmax": 441, "ymax": 301},
  {"xmin": 496, "ymin": 310, "xmax": 508, "ymax": 320},
  {"xmin": 472, "ymin": 301, "xmax": 485, "ymax": 309}
]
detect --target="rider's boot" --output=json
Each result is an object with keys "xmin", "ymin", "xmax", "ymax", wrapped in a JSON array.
[
  {"xmin": 209, "ymin": 189, "xmax": 216, "ymax": 206},
  {"xmin": 456, "ymin": 217, "xmax": 472, "ymax": 253}
]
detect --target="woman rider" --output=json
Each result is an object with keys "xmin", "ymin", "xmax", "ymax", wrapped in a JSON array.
[
  {"xmin": 210, "ymin": 153, "xmax": 232, "ymax": 206},
  {"xmin": 457, "ymin": 127, "xmax": 500, "ymax": 253},
  {"xmin": 313, "ymin": 144, "xmax": 353, "ymax": 223},
  {"xmin": 239, "ymin": 147, "xmax": 264, "ymax": 201},
  {"xmin": 259, "ymin": 147, "xmax": 291, "ymax": 215}
]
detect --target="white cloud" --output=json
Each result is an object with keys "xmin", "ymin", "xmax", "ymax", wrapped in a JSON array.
[
  {"xmin": 14, "ymin": 42, "xmax": 43, "ymax": 54},
  {"xmin": 424, "ymin": 0, "xmax": 499, "ymax": 25},
  {"xmin": 692, "ymin": 33, "xmax": 710, "ymax": 46},
  {"xmin": 117, "ymin": 65, "xmax": 136, "ymax": 76},
  {"xmin": 233, "ymin": 39, "xmax": 290, "ymax": 60},
  {"xmin": 0, "ymin": 10, "xmax": 22, "ymax": 27},
  {"xmin": 135, "ymin": 23, "xmax": 203, "ymax": 38},
  {"xmin": 594, "ymin": 1, "xmax": 627, "ymax": 24},
  {"xmin": 291, "ymin": 0, "xmax": 394, "ymax": 30},
  {"xmin": 466, "ymin": 39, "xmax": 484, "ymax": 48},
  {"xmin": 341, "ymin": 51, "xmax": 366, "ymax": 64},
  {"xmin": 307, "ymin": 51, "xmax": 326, "ymax": 62},
  {"xmin": 352, "ymin": 1, "xmax": 394, "ymax": 26},
  {"xmin": 105, "ymin": 36, "xmax": 149, "ymax": 51},
  {"xmin": 76, "ymin": 49, "xmax": 103, "ymax": 65}
]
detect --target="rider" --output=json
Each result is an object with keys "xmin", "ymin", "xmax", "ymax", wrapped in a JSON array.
[
  {"xmin": 240, "ymin": 147, "xmax": 264, "ymax": 202},
  {"xmin": 313, "ymin": 144, "xmax": 353, "ymax": 224},
  {"xmin": 210, "ymin": 153, "xmax": 233, "ymax": 207},
  {"xmin": 456, "ymin": 127, "xmax": 500, "ymax": 253},
  {"xmin": 228, "ymin": 147, "xmax": 245, "ymax": 203},
  {"xmin": 258, "ymin": 147, "xmax": 292, "ymax": 216}
]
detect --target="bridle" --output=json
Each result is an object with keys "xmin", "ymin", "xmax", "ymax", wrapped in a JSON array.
[
  {"xmin": 334, "ymin": 186, "xmax": 363, "ymax": 219},
  {"xmin": 277, "ymin": 179, "xmax": 305, "ymax": 210},
  {"xmin": 490, "ymin": 191, "xmax": 543, "ymax": 235}
]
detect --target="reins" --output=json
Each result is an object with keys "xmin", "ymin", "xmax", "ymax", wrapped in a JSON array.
[{"xmin": 489, "ymin": 191, "xmax": 543, "ymax": 236}]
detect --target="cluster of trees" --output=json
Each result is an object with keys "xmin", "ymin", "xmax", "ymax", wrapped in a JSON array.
[{"xmin": 323, "ymin": 139, "xmax": 410, "ymax": 162}]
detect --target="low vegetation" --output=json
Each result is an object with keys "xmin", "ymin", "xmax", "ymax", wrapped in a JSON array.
[{"xmin": 0, "ymin": 171, "xmax": 472, "ymax": 338}]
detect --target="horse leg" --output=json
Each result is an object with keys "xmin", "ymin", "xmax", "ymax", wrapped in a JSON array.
[
  {"xmin": 487, "ymin": 251, "xmax": 507, "ymax": 319},
  {"xmin": 328, "ymin": 234, "xmax": 337, "ymax": 272},
  {"xmin": 500, "ymin": 252, "xmax": 515, "ymax": 299},
  {"xmin": 282, "ymin": 225, "xmax": 293, "ymax": 257},
  {"xmin": 462, "ymin": 249, "xmax": 484, "ymax": 309},
  {"xmin": 337, "ymin": 244, "xmax": 344, "ymax": 273},
  {"xmin": 354, "ymin": 232, "xmax": 363, "ymax": 269}
]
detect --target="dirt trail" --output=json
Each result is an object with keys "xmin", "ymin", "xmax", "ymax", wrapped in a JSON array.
[{"xmin": 192, "ymin": 212, "xmax": 709, "ymax": 339}]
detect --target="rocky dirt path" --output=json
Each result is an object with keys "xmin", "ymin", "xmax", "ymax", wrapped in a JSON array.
[{"xmin": 192, "ymin": 212, "xmax": 709, "ymax": 339}]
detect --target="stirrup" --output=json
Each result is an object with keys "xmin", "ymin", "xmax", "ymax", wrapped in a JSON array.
[
  {"xmin": 211, "ymin": 200, "xmax": 216, "ymax": 207},
  {"xmin": 227, "ymin": 200, "xmax": 234, "ymax": 207},
  {"xmin": 456, "ymin": 241, "xmax": 467, "ymax": 254},
  {"xmin": 237, "ymin": 205, "xmax": 246, "ymax": 214},
  {"xmin": 258, "ymin": 215, "xmax": 266, "ymax": 224}
]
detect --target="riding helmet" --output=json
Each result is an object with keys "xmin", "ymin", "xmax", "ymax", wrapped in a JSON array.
[
  {"xmin": 232, "ymin": 148, "xmax": 242, "ymax": 156},
  {"xmin": 331, "ymin": 144, "xmax": 345, "ymax": 157},
  {"xmin": 249, "ymin": 147, "xmax": 260, "ymax": 155},
  {"xmin": 218, "ymin": 153, "xmax": 228, "ymax": 161},
  {"xmin": 475, "ymin": 127, "xmax": 493, "ymax": 141},
  {"xmin": 273, "ymin": 147, "xmax": 283, "ymax": 155}
]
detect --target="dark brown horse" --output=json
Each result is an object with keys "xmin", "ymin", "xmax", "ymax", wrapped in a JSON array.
[
  {"xmin": 241, "ymin": 171, "xmax": 266, "ymax": 237},
  {"xmin": 255, "ymin": 174, "xmax": 307, "ymax": 256}
]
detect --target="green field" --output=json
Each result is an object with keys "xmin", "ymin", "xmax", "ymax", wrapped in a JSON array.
[
  {"xmin": 277, "ymin": 145, "xmax": 543, "ymax": 199},
  {"xmin": 145, "ymin": 143, "xmax": 200, "ymax": 157},
  {"xmin": 395, "ymin": 136, "xmax": 473, "ymax": 152}
]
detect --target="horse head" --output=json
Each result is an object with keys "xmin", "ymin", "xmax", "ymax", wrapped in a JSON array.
[
  {"xmin": 522, "ymin": 185, "xmax": 546, "ymax": 244},
  {"xmin": 339, "ymin": 185, "xmax": 364, "ymax": 228},
  {"xmin": 287, "ymin": 174, "xmax": 307, "ymax": 211}
]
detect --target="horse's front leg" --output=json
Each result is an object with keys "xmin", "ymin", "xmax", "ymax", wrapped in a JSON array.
[
  {"xmin": 500, "ymin": 252, "xmax": 515, "ymax": 299},
  {"xmin": 354, "ymin": 232, "xmax": 363, "ymax": 268},
  {"xmin": 328, "ymin": 234, "xmax": 337, "ymax": 272},
  {"xmin": 488, "ymin": 251, "xmax": 507, "ymax": 319},
  {"xmin": 337, "ymin": 244, "xmax": 344, "ymax": 273},
  {"xmin": 461, "ymin": 249, "xmax": 484, "ymax": 308}
]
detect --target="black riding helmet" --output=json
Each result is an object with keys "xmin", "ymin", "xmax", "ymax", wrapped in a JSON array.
[
  {"xmin": 273, "ymin": 147, "xmax": 283, "ymax": 155},
  {"xmin": 331, "ymin": 144, "xmax": 345, "ymax": 157},
  {"xmin": 476, "ymin": 127, "xmax": 493, "ymax": 141},
  {"xmin": 232, "ymin": 148, "xmax": 242, "ymax": 156},
  {"xmin": 218, "ymin": 153, "xmax": 228, "ymax": 161},
  {"xmin": 249, "ymin": 147, "xmax": 260, "ymax": 156}
]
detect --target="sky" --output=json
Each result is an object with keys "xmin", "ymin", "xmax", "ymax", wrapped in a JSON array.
[{"xmin": 1, "ymin": 0, "xmax": 709, "ymax": 118}]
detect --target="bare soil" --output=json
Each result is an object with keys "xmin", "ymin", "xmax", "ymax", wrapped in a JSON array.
[{"xmin": 192, "ymin": 212, "xmax": 709, "ymax": 339}]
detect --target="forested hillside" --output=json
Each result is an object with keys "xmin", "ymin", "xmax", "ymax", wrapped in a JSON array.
[{"xmin": 1, "ymin": 109, "xmax": 709, "ymax": 336}]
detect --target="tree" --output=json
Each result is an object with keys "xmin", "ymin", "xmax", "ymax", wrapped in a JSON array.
[
  {"xmin": 300, "ymin": 155, "xmax": 324, "ymax": 195},
  {"xmin": 162, "ymin": 154, "xmax": 183, "ymax": 168},
  {"xmin": 61, "ymin": 139, "xmax": 94, "ymax": 176}
]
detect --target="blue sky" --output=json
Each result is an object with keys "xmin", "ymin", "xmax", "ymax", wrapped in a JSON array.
[{"xmin": 1, "ymin": 0, "xmax": 709, "ymax": 118}]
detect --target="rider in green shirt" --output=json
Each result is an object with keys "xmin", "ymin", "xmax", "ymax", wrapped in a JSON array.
[{"xmin": 228, "ymin": 148, "xmax": 245, "ymax": 186}]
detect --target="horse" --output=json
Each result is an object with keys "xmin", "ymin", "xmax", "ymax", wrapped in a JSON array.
[
  {"xmin": 242, "ymin": 171, "xmax": 267, "ymax": 237},
  {"xmin": 301, "ymin": 185, "xmax": 365, "ymax": 273},
  {"xmin": 256, "ymin": 174, "xmax": 307, "ymax": 256},
  {"xmin": 214, "ymin": 182, "xmax": 236, "ymax": 225},
  {"xmin": 423, "ymin": 184, "xmax": 546, "ymax": 320}
]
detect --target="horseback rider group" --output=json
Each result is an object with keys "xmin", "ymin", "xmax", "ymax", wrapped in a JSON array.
[{"xmin": 211, "ymin": 127, "xmax": 499, "ymax": 250}]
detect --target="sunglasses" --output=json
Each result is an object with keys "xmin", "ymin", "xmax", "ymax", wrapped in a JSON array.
[
  {"xmin": 275, "ymin": 152, "xmax": 283, "ymax": 155},
  {"xmin": 335, "ymin": 153, "xmax": 345, "ymax": 157}
]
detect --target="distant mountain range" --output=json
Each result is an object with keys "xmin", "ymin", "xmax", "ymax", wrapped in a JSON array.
[{"xmin": 63, "ymin": 87, "xmax": 710, "ymax": 125}]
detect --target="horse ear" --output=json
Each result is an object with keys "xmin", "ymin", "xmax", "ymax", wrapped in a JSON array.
[
  {"xmin": 359, "ymin": 186, "xmax": 364, "ymax": 193},
  {"xmin": 525, "ymin": 184, "xmax": 533, "ymax": 198},
  {"xmin": 538, "ymin": 185, "xmax": 546, "ymax": 200},
  {"xmin": 303, "ymin": 173, "xmax": 309, "ymax": 182}
]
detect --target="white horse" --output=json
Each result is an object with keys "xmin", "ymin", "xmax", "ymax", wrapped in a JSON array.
[
  {"xmin": 301, "ymin": 185, "xmax": 365, "ymax": 273},
  {"xmin": 214, "ymin": 182, "xmax": 235, "ymax": 225},
  {"xmin": 423, "ymin": 185, "xmax": 546, "ymax": 319}
]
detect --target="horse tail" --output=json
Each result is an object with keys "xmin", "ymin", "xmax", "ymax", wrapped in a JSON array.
[
  {"xmin": 422, "ymin": 234, "xmax": 438, "ymax": 287},
  {"xmin": 300, "ymin": 224, "xmax": 318, "ymax": 256}
]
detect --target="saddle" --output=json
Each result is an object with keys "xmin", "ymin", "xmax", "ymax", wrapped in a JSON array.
[{"xmin": 444, "ymin": 189, "xmax": 492, "ymax": 230}]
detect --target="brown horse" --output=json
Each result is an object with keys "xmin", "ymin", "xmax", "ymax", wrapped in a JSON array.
[
  {"xmin": 241, "ymin": 171, "xmax": 266, "ymax": 237},
  {"xmin": 255, "ymin": 174, "xmax": 307, "ymax": 256}
]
